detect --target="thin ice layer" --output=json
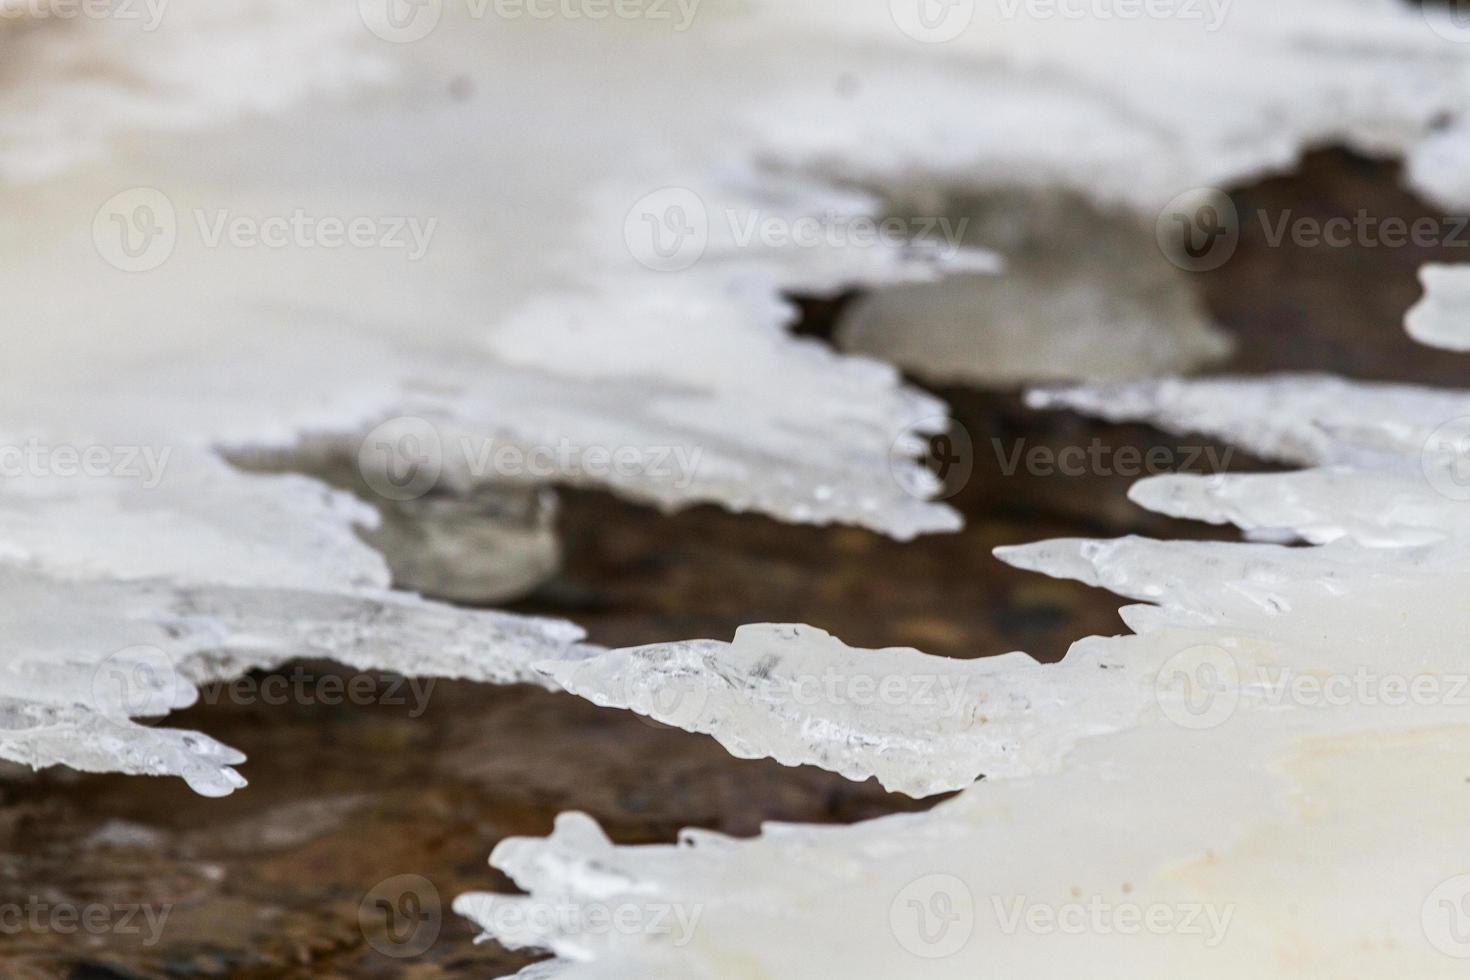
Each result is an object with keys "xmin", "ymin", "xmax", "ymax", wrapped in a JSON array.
[
  {"xmin": 460, "ymin": 725, "xmax": 1470, "ymax": 979},
  {"xmin": 1129, "ymin": 467, "xmax": 1470, "ymax": 546},
  {"xmin": 2, "ymin": 0, "xmax": 998, "ymax": 786},
  {"xmin": 460, "ymin": 352, "xmax": 1470, "ymax": 973},
  {"xmin": 3, "ymin": 4, "xmax": 969, "ymax": 540},
  {"xmin": 463, "ymin": 512, "xmax": 1470, "ymax": 977},
  {"xmin": 0, "ymin": 567, "xmax": 592, "ymax": 796},
  {"xmin": 540, "ymin": 623, "xmax": 1137, "ymax": 797},
  {"xmin": 1028, "ymin": 374, "xmax": 1470, "ymax": 468},
  {"xmin": 747, "ymin": 0, "xmax": 1470, "ymax": 209}
]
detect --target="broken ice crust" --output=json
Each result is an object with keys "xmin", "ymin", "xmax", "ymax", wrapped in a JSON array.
[
  {"xmin": 540, "ymin": 623, "xmax": 1143, "ymax": 798},
  {"xmin": 10, "ymin": 0, "xmax": 1470, "ymax": 973},
  {"xmin": 2, "ymin": 568, "xmax": 596, "ymax": 796},
  {"xmin": 2, "ymin": 1, "xmax": 996, "ymax": 789},
  {"xmin": 456, "ymin": 342, "xmax": 1470, "ymax": 971}
]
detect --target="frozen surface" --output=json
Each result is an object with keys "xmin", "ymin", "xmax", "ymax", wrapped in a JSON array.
[
  {"xmin": 1406, "ymin": 264, "xmax": 1470, "ymax": 353},
  {"xmin": 461, "ymin": 337, "xmax": 1470, "ymax": 974},
  {"xmin": 835, "ymin": 191, "xmax": 1232, "ymax": 387},
  {"xmin": 542, "ymin": 623, "xmax": 1137, "ymax": 797},
  {"xmin": 747, "ymin": 0, "xmax": 1470, "ymax": 209},
  {"xmin": 2, "ymin": 0, "xmax": 1003, "ymax": 787},
  {"xmin": 10, "ymin": 4, "xmax": 1470, "ymax": 971},
  {"xmin": 0, "ymin": 566, "xmax": 592, "ymax": 796}
]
